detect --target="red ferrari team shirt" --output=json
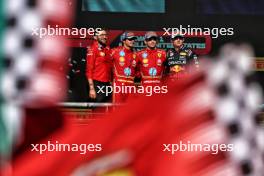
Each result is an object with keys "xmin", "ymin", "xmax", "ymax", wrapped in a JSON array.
[
  {"xmin": 111, "ymin": 46, "xmax": 137, "ymax": 84},
  {"xmin": 86, "ymin": 41, "xmax": 112, "ymax": 82},
  {"xmin": 136, "ymin": 48, "xmax": 166, "ymax": 85}
]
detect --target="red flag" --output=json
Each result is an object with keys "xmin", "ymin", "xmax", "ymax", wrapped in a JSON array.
[{"xmin": 11, "ymin": 72, "xmax": 235, "ymax": 176}]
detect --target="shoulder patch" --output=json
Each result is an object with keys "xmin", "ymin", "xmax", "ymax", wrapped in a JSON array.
[
  {"xmin": 184, "ymin": 48, "xmax": 193, "ymax": 56},
  {"xmin": 180, "ymin": 52, "xmax": 187, "ymax": 56}
]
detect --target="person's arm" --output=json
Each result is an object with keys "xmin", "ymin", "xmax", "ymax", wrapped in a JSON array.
[
  {"xmin": 135, "ymin": 52, "xmax": 141, "ymax": 79},
  {"xmin": 109, "ymin": 48, "xmax": 115, "ymax": 82},
  {"xmin": 165, "ymin": 49, "xmax": 173, "ymax": 73},
  {"xmin": 86, "ymin": 46, "xmax": 96, "ymax": 99},
  {"xmin": 88, "ymin": 79, "xmax": 96, "ymax": 99},
  {"xmin": 162, "ymin": 50, "xmax": 169, "ymax": 75}
]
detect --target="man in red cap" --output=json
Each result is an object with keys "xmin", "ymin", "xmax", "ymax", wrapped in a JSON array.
[
  {"xmin": 136, "ymin": 31, "xmax": 167, "ymax": 87},
  {"xmin": 111, "ymin": 32, "xmax": 137, "ymax": 103},
  {"xmin": 86, "ymin": 29, "xmax": 112, "ymax": 102}
]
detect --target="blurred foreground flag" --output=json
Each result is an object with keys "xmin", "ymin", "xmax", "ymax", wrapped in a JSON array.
[
  {"xmin": 11, "ymin": 44, "xmax": 264, "ymax": 175},
  {"xmin": 0, "ymin": 0, "xmax": 74, "ymax": 174}
]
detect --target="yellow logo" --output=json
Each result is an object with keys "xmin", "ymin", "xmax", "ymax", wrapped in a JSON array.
[
  {"xmin": 174, "ymin": 65, "xmax": 184, "ymax": 73},
  {"xmin": 133, "ymin": 54, "xmax": 136, "ymax": 59},
  {"xmin": 119, "ymin": 57, "xmax": 125, "ymax": 62},
  {"xmin": 180, "ymin": 52, "xmax": 187, "ymax": 56},
  {"xmin": 98, "ymin": 169, "xmax": 134, "ymax": 176},
  {"xmin": 157, "ymin": 53, "xmax": 162, "ymax": 58},
  {"xmin": 143, "ymin": 58, "xmax": 148, "ymax": 64}
]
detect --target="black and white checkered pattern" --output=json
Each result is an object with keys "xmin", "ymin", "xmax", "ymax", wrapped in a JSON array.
[
  {"xmin": 2, "ymin": 0, "xmax": 50, "ymax": 105},
  {"xmin": 207, "ymin": 44, "xmax": 264, "ymax": 176},
  {"xmin": 2, "ymin": 0, "xmax": 72, "ymax": 105},
  {"xmin": 0, "ymin": 0, "xmax": 42, "ymax": 160},
  {"xmin": 0, "ymin": 0, "xmax": 72, "ymax": 161}
]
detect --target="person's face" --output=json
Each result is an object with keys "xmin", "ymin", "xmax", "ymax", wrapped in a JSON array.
[
  {"xmin": 172, "ymin": 37, "xmax": 184, "ymax": 48},
  {"xmin": 145, "ymin": 37, "xmax": 157, "ymax": 49},
  {"xmin": 123, "ymin": 38, "xmax": 135, "ymax": 48},
  {"xmin": 96, "ymin": 30, "xmax": 108, "ymax": 44}
]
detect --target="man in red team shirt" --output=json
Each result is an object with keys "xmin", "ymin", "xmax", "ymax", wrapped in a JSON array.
[
  {"xmin": 136, "ymin": 31, "xmax": 167, "ymax": 86},
  {"xmin": 86, "ymin": 29, "xmax": 112, "ymax": 102},
  {"xmin": 111, "ymin": 32, "xmax": 137, "ymax": 103}
]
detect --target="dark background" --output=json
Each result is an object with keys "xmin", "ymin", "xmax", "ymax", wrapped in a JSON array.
[
  {"xmin": 75, "ymin": 0, "xmax": 264, "ymax": 56},
  {"xmin": 197, "ymin": 0, "xmax": 264, "ymax": 15},
  {"xmin": 66, "ymin": 0, "xmax": 264, "ymax": 102}
]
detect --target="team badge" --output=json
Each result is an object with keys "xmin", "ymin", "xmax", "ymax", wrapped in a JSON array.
[
  {"xmin": 180, "ymin": 52, "xmax": 187, "ymax": 56},
  {"xmin": 149, "ymin": 67, "xmax": 157, "ymax": 76},
  {"xmin": 143, "ymin": 58, "xmax": 148, "ymax": 67},
  {"xmin": 187, "ymin": 50, "xmax": 192, "ymax": 56},
  {"xmin": 174, "ymin": 65, "xmax": 184, "ymax": 73},
  {"xmin": 124, "ymin": 67, "xmax": 132, "ymax": 76},
  {"xmin": 157, "ymin": 53, "xmax": 162, "ymax": 58},
  {"xmin": 119, "ymin": 51, "xmax": 125, "ymax": 57},
  {"xmin": 142, "ymin": 52, "xmax": 148, "ymax": 58},
  {"xmin": 132, "ymin": 60, "xmax": 137, "ymax": 67},
  {"xmin": 119, "ymin": 57, "xmax": 125, "ymax": 66},
  {"xmin": 100, "ymin": 52, "xmax": 105, "ymax": 57},
  {"xmin": 133, "ymin": 54, "xmax": 136, "ymax": 59},
  {"xmin": 157, "ymin": 59, "xmax": 162, "ymax": 66},
  {"xmin": 169, "ymin": 51, "xmax": 174, "ymax": 57},
  {"xmin": 119, "ymin": 57, "xmax": 125, "ymax": 62}
]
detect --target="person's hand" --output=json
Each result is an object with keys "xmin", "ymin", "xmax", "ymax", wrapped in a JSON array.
[{"xmin": 89, "ymin": 89, "xmax": 96, "ymax": 99}]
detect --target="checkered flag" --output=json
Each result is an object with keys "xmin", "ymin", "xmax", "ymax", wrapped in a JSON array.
[
  {"xmin": 5, "ymin": 42, "xmax": 264, "ymax": 175},
  {"xmin": 207, "ymin": 44, "xmax": 264, "ymax": 175},
  {"xmin": 0, "ymin": 0, "xmax": 73, "ymax": 171}
]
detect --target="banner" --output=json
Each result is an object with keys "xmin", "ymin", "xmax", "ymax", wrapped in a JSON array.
[
  {"xmin": 82, "ymin": 0, "xmax": 165, "ymax": 13},
  {"xmin": 69, "ymin": 30, "xmax": 212, "ymax": 55}
]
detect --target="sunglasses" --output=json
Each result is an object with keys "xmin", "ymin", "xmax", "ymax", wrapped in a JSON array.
[
  {"xmin": 126, "ymin": 37, "xmax": 136, "ymax": 41},
  {"xmin": 146, "ymin": 37, "xmax": 158, "ymax": 41},
  {"xmin": 172, "ymin": 37, "xmax": 184, "ymax": 41}
]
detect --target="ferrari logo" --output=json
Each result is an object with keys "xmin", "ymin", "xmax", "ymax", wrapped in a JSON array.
[{"xmin": 157, "ymin": 53, "xmax": 162, "ymax": 58}]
